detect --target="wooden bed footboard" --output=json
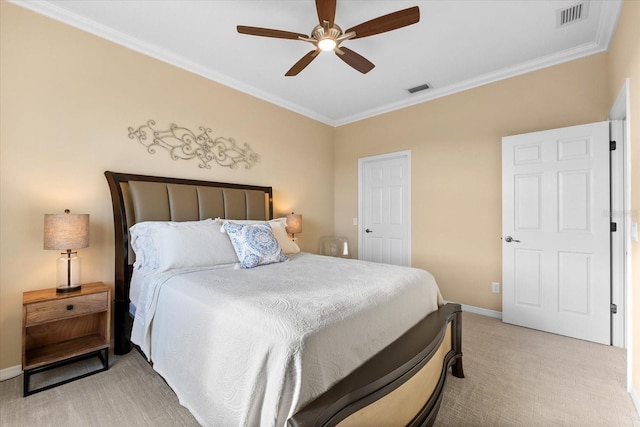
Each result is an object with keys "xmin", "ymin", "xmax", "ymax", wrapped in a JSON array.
[{"xmin": 290, "ymin": 303, "xmax": 464, "ymax": 427}]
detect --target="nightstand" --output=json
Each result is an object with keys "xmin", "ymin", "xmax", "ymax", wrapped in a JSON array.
[{"xmin": 22, "ymin": 282, "xmax": 111, "ymax": 396}]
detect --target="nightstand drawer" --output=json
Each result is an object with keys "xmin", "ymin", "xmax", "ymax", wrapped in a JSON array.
[{"xmin": 25, "ymin": 292, "xmax": 108, "ymax": 326}]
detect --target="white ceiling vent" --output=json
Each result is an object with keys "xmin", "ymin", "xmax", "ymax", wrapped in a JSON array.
[
  {"xmin": 407, "ymin": 83, "xmax": 431, "ymax": 94},
  {"xmin": 557, "ymin": 2, "xmax": 589, "ymax": 27}
]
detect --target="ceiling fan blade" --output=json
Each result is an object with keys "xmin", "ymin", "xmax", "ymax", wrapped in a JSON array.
[
  {"xmin": 335, "ymin": 47, "xmax": 375, "ymax": 74},
  {"xmin": 316, "ymin": 0, "xmax": 337, "ymax": 27},
  {"xmin": 345, "ymin": 6, "xmax": 420, "ymax": 39},
  {"xmin": 237, "ymin": 26, "xmax": 307, "ymax": 40},
  {"xmin": 285, "ymin": 50, "xmax": 320, "ymax": 76}
]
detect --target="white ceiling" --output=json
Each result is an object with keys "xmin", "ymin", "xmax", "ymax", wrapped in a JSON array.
[{"xmin": 14, "ymin": 1, "xmax": 622, "ymax": 126}]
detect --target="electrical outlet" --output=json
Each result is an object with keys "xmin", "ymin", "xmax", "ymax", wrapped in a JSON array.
[{"xmin": 491, "ymin": 282, "xmax": 500, "ymax": 294}]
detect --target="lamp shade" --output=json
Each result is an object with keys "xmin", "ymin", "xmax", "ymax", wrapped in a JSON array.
[
  {"xmin": 44, "ymin": 210, "xmax": 89, "ymax": 250},
  {"xmin": 285, "ymin": 213, "xmax": 302, "ymax": 235}
]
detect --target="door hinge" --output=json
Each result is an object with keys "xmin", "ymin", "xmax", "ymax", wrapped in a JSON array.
[
  {"xmin": 610, "ymin": 140, "xmax": 617, "ymax": 151},
  {"xmin": 611, "ymin": 303, "xmax": 617, "ymax": 314},
  {"xmin": 611, "ymin": 222, "xmax": 617, "ymax": 232}
]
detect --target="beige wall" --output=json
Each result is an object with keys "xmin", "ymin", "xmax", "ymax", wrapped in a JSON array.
[
  {"xmin": 334, "ymin": 53, "xmax": 610, "ymax": 312},
  {"xmin": 0, "ymin": 2, "xmax": 334, "ymax": 370},
  {"xmin": 607, "ymin": 0, "xmax": 640, "ymax": 407}
]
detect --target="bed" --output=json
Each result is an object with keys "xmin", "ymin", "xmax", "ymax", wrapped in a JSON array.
[{"xmin": 105, "ymin": 171, "xmax": 464, "ymax": 427}]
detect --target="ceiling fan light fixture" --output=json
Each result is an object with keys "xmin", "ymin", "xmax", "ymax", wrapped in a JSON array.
[
  {"xmin": 237, "ymin": 3, "xmax": 421, "ymax": 76},
  {"xmin": 318, "ymin": 38, "xmax": 337, "ymax": 51}
]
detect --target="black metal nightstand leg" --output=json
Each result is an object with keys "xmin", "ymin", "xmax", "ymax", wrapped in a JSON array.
[{"xmin": 23, "ymin": 347, "xmax": 110, "ymax": 397}]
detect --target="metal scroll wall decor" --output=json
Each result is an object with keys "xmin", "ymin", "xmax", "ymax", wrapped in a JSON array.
[{"xmin": 128, "ymin": 120, "xmax": 260, "ymax": 170}]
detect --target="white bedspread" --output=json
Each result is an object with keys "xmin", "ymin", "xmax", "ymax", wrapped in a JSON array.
[{"xmin": 131, "ymin": 253, "xmax": 442, "ymax": 426}]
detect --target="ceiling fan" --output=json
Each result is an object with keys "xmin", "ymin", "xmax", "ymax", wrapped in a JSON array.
[{"xmin": 237, "ymin": 0, "xmax": 420, "ymax": 76}]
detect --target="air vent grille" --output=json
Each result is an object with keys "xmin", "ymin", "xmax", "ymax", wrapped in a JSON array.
[
  {"xmin": 557, "ymin": 2, "xmax": 588, "ymax": 27},
  {"xmin": 407, "ymin": 83, "xmax": 431, "ymax": 94}
]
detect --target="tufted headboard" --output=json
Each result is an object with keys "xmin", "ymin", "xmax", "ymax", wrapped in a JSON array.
[{"xmin": 105, "ymin": 171, "xmax": 273, "ymax": 354}]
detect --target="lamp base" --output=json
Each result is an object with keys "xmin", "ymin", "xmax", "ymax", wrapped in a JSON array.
[
  {"xmin": 56, "ymin": 283, "xmax": 82, "ymax": 293},
  {"xmin": 55, "ymin": 251, "xmax": 82, "ymax": 293}
]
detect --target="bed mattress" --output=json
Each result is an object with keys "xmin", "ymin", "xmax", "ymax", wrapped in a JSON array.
[{"xmin": 131, "ymin": 253, "xmax": 442, "ymax": 426}]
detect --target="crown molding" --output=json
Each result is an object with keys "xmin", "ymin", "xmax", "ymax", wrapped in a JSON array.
[
  {"xmin": 335, "ymin": 39, "xmax": 607, "ymax": 126},
  {"xmin": 11, "ymin": 0, "xmax": 623, "ymax": 128},
  {"xmin": 337, "ymin": 0, "xmax": 623, "ymax": 126},
  {"xmin": 594, "ymin": 0, "xmax": 624, "ymax": 50},
  {"xmin": 9, "ymin": 0, "xmax": 336, "ymax": 126}
]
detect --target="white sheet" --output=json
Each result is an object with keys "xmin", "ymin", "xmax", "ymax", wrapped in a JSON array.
[{"xmin": 131, "ymin": 253, "xmax": 442, "ymax": 426}]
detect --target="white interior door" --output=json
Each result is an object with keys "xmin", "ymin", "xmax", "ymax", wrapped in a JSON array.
[
  {"xmin": 358, "ymin": 151, "xmax": 411, "ymax": 266},
  {"xmin": 502, "ymin": 121, "xmax": 611, "ymax": 345}
]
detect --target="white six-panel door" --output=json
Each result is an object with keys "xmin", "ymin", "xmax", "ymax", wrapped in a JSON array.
[
  {"xmin": 502, "ymin": 122, "xmax": 610, "ymax": 345},
  {"xmin": 359, "ymin": 151, "xmax": 411, "ymax": 266}
]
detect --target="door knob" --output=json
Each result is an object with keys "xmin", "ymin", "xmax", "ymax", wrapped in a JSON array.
[
  {"xmin": 504, "ymin": 236, "xmax": 521, "ymax": 243},
  {"xmin": 365, "ymin": 229, "xmax": 373, "ymax": 233}
]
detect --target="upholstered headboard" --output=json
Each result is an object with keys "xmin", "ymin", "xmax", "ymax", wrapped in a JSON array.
[{"xmin": 105, "ymin": 171, "xmax": 273, "ymax": 354}]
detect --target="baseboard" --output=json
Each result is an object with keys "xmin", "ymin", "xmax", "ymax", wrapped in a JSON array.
[
  {"xmin": 444, "ymin": 301, "xmax": 503, "ymax": 320},
  {"xmin": 0, "ymin": 364, "xmax": 22, "ymax": 381},
  {"xmin": 631, "ymin": 383, "xmax": 640, "ymax": 417}
]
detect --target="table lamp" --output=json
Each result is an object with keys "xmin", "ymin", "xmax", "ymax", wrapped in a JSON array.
[
  {"xmin": 44, "ymin": 209, "xmax": 89, "ymax": 293},
  {"xmin": 285, "ymin": 212, "xmax": 302, "ymax": 240}
]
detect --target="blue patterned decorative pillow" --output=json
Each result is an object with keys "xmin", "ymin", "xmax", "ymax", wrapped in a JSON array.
[{"xmin": 222, "ymin": 222, "xmax": 288, "ymax": 268}]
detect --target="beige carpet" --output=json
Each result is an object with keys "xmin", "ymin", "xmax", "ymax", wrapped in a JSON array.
[
  {"xmin": 436, "ymin": 313, "xmax": 639, "ymax": 427},
  {"xmin": 1, "ymin": 312, "xmax": 639, "ymax": 426}
]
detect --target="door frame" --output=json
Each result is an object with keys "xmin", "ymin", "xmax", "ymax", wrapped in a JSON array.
[
  {"xmin": 611, "ymin": 119, "xmax": 626, "ymax": 349},
  {"xmin": 358, "ymin": 150, "xmax": 412, "ymax": 265},
  {"xmin": 609, "ymin": 79, "xmax": 631, "ymax": 388}
]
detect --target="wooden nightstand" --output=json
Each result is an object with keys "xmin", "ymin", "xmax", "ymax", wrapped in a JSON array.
[{"xmin": 22, "ymin": 282, "xmax": 111, "ymax": 396}]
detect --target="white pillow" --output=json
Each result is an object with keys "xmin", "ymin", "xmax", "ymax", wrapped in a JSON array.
[
  {"xmin": 154, "ymin": 221, "xmax": 238, "ymax": 271},
  {"xmin": 222, "ymin": 222, "xmax": 287, "ymax": 269},
  {"xmin": 225, "ymin": 218, "xmax": 286, "ymax": 225},
  {"xmin": 130, "ymin": 219, "xmax": 218, "ymax": 271},
  {"xmin": 269, "ymin": 221, "xmax": 300, "ymax": 254},
  {"xmin": 129, "ymin": 221, "xmax": 198, "ymax": 271}
]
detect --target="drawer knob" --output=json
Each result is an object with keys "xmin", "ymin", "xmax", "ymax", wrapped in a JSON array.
[{"xmin": 66, "ymin": 304, "xmax": 74, "ymax": 311}]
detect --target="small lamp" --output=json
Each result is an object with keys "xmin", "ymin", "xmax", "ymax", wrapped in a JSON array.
[
  {"xmin": 319, "ymin": 237, "xmax": 351, "ymax": 258},
  {"xmin": 44, "ymin": 209, "xmax": 89, "ymax": 293},
  {"xmin": 285, "ymin": 212, "xmax": 302, "ymax": 240}
]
